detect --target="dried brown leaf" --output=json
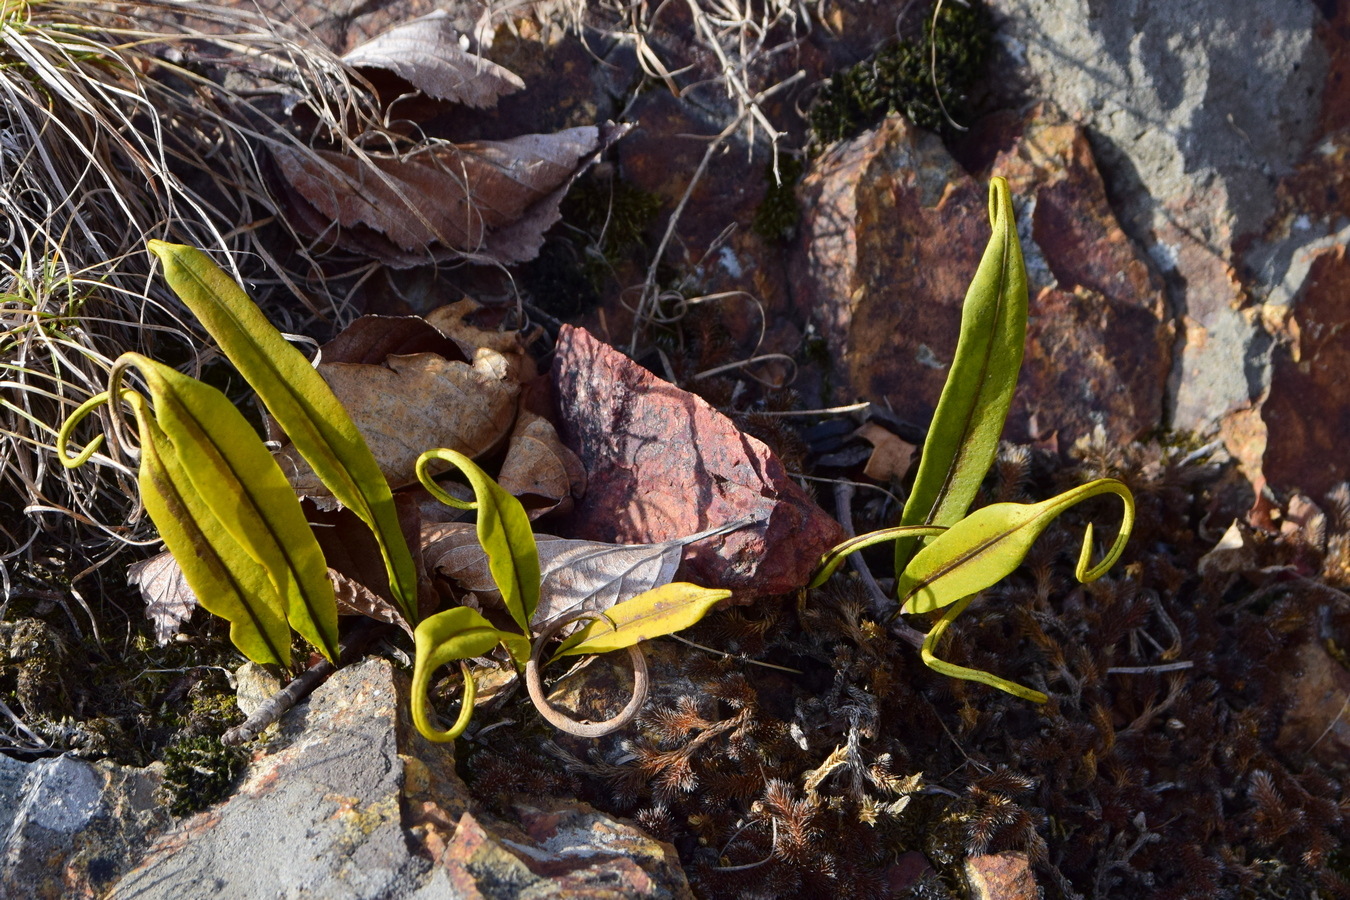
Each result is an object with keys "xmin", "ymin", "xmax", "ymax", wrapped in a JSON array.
[
  {"xmin": 425, "ymin": 298, "xmax": 535, "ymax": 382},
  {"xmin": 342, "ymin": 12, "xmax": 524, "ymax": 109},
  {"xmin": 422, "ymin": 521, "xmax": 745, "ymax": 630},
  {"xmin": 327, "ymin": 567, "xmax": 409, "ymax": 635},
  {"xmin": 497, "ymin": 409, "xmax": 586, "ymax": 519},
  {"xmin": 273, "ymin": 124, "xmax": 623, "ymax": 266},
  {"xmin": 856, "ymin": 422, "xmax": 916, "ymax": 484},
  {"xmin": 319, "ymin": 315, "xmax": 468, "ymax": 365},
  {"xmin": 128, "ymin": 550, "xmax": 197, "ymax": 645},
  {"xmin": 276, "ymin": 349, "xmax": 519, "ymax": 498},
  {"xmin": 310, "ymin": 493, "xmax": 438, "ymax": 625}
]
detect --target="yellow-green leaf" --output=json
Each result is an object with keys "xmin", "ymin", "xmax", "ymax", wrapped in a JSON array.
[
  {"xmin": 895, "ymin": 177, "xmax": 1028, "ymax": 574},
  {"xmin": 554, "ymin": 583, "xmax": 731, "ymax": 659},
  {"xmin": 899, "ymin": 478, "xmax": 1135, "ymax": 616},
  {"xmin": 146, "ymin": 241, "xmax": 418, "ymax": 623},
  {"xmin": 919, "ymin": 595, "xmax": 1048, "ymax": 704},
  {"xmin": 416, "ymin": 448, "xmax": 539, "ymax": 634},
  {"xmin": 410, "ymin": 606, "xmax": 504, "ymax": 742},
  {"xmin": 111, "ymin": 391, "xmax": 292, "ymax": 666},
  {"xmin": 809, "ymin": 525, "xmax": 947, "ymax": 590},
  {"xmin": 123, "ymin": 354, "xmax": 339, "ymax": 662}
]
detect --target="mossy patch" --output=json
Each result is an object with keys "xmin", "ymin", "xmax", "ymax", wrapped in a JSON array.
[
  {"xmin": 808, "ymin": 0, "xmax": 994, "ymax": 150},
  {"xmin": 161, "ymin": 734, "xmax": 247, "ymax": 816},
  {"xmin": 521, "ymin": 171, "xmax": 663, "ymax": 320},
  {"xmin": 752, "ymin": 156, "xmax": 805, "ymax": 245}
]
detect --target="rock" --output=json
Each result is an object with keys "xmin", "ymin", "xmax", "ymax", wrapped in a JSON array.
[
  {"xmin": 552, "ymin": 325, "xmax": 845, "ymax": 597},
  {"xmin": 1274, "ymin": 638, "xmax": 1350, "ymax": 769},
  {"xmin": 110, "ymin": 657, "xmax": 421, "ymax": 900},
  {"xmin": 988, "ymin": 0, "xmax": 1325, "ymax": 437},
  {"xmin": 615, "ymin": 89, "xmax": 799, "ymax": 361},
  {"xmin": 792, "ymin": 111, "xmax": 1170, "ymax": 447},
  {"xmin": 963, "ymin": 851, "xmax": 1039, "ymax": 900},
  {"xmin": 1261, "ymin": 245, "xmax": 1350, "ymax": 497},
  {"xmin": 985, "ymin": 0, "xmax": 1350, "ymax": 490},
  {"xmin": 886, "ymin": 850, "xmax": 937, "ymax": 894},
  {"xmin": 110, "ymin": 656, "xmax": 691, "ymax": 899},
  {"xmin": 412, "ymin": 805, "xmax": 692, "ymax": 900},
  {"xmin": 0, "ymin": 754, "xmax": 169, "ymax": 900}
]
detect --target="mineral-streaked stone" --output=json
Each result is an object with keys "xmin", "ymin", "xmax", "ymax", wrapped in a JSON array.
[
  {"xmin": 553, "ymin": 325, "xmax": 845, "ymax": 597},
  {"xmin": 109, "ymin": 656, "xmax": 691, "ymax": 900},
  {"xmin": 0, "ymin": 754, "xmax": 169, "ymax": 900},
  {"xmin": 988, "ymin": 0, "xmax": 1326, "ymax": 439},
  {"xmin": 964, "ymin": 851, "xmax": 1040, "ymax": 900},
  {"xmin": 792, "ymin": 111, "xmax": 1170, "ymax": 449}
]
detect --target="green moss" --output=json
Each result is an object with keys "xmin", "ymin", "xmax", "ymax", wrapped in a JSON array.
[
  {"xmin": 563, "ymin": 174, "xmax": 662, "ymax": 259},
  {"xmin": 161, "ymin": 734, "xmax": 247, "ymax": 816},
  {"xmin": 808, "ymin": 0, "xmax": 994, "ymax": 150},
  {"xmin": 522, "ymin": 172, "xmax": 664, "ymax": 320},
  {"xmin": 751, "ymin": 156, "xmax": 804, "ymax": 244}
]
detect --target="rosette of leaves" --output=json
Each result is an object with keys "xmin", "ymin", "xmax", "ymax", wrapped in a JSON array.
[
  {"xmin": 58, "ymin": 242, "xmax": 726, "ymax": 740},
  {"xmin": 810, "ymin": 177, "xmax": 1135, "ymax": 702}
]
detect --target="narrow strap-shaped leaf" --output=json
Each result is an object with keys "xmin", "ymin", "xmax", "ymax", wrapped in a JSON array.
[
  {"xmin": 809, "ymin": 525, "xmax": 947, "ymax": 589},
  {"xmin": 553, "ymin": 582, "xmax": 732, "ymax": 660},
  {"xmin": 920, "ymin": 595, "xmax": 1048, "ymax": 703},
  {"xmin": 131, "ymin": 391, "xmax": 294, "ymax": 666},
  {"xmin": 895, "ymin": 177, "xmax": 1028, "ymax": 574},
  {"xmin": 899, "ymin": 478, "xmax": 1135, "ymax": 616},
  {"xmin": 123, "ymin": 353, "xmax": 339, "ymax": 662},
  {"xmin": 410, "ymin": 606, "xmax": 504, "ymax": 742},
  {"xmin": 416, "ymin": 448, "xmax": 540, "ymax": 634},
  {"xmin": 146, "ymin": 241, "xmax": 418, "ymax": 623}
]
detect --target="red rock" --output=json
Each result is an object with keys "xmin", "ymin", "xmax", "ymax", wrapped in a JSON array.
[
  {"xmin": 552, "ymin": 325, "xmax": 845, "ymax": 597},
  {"xmin": 1262, "ymin": 244, "xmax": 1350, "ymax": 497},
  {"xmin": 963, "ymin": 851, "xmax": 1039, "ymax": 900},
  {"xmin": 792, "ymin": 110, "xmax": 1171, "ymax": 449},
  {"xmin": 886, "ymin": 851, "xmax": 935, "ymax": 893}
]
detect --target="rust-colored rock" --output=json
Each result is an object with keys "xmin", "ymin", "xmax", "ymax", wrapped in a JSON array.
[
  {"xmin": 1262, "ymin": 244, "xmax": 1350, "ymax": 497},
  {"xmin": 792, "ymin": 110, "xmax": 1171, "ymax": 448},
  {"xmin": 964, "ymin": 851, "xmax": 1039, "ymax": 900},
  {"xmin": 1274, "ymin": 638, "xmax": 1350, "ymax": 769},
  {"xmin": 552, "ymin": 325, "xmax": 844, "ymax": 597},
  {"xmin": 426, "ymin": 805, "xmax": 691, "ymax": 899},
  {"xmin": 615, "ymin": 90, "xmax": 800, "ymax": 364}
]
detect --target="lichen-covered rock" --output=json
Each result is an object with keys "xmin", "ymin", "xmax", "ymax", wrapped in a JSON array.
[
  {"xmin": 109, "ymin": 656, "xmax": 691, "ymax": 900},
  {"xmin": 110, "ymin": 658, "xmax": 419, "ymax": 900},
  {"xmin": 0, "ymin": 754, "xmax": 169, "ymax": 900},
  {"xmin": 792, "ymin": 111, "xmax": 1170, "ymax": 448},
  {"xmin": 964, "ymin": 851, "xmax": 1039, "ymax": 900},
  {"xmin": 553, "ymin": 325, "xmax": 845, "ymax": 597}
]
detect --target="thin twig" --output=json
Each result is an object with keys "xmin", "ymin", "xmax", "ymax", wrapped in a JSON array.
[
  {"xmin": 627, "ymin": 70, "xmax": 804, "ymax": 354},
  {"xmin": 221, "ymin": 619, "xmax": 386, "ymax": 746},
  {"xmin": 832, "ymin": 481, "xmax": 895, "ymax": 620},
  {"xmin": 1107, "ymin": 662, "xmax": 1194, "ymax": 675}
]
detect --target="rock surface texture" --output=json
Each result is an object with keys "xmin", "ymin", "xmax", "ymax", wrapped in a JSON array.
[
  {"xmin": 107, "ymin": 658, "xmax": 691, "ymax": 900},
  {"xmin": 792, "ymin": 107, "xmax": 1173, "ymax": 449},
  {"xmin": 987, "ymin": 0, "xmax": 1347, "ymax": 493},
  {"xmin": 0, "ymin": 754, "xmax": 168, "ymax": 899},
  {"xmin": 553, "ymin": 325, "xmax": 845, "ymax": 597}
]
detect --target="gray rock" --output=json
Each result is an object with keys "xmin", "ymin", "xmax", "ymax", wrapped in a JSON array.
[
  {"xmin": 109, "ymin": 656, "xmax": 691, "ymax": 900},
  {"xmin": 0, "ymin": 754, "xmax": 169, "ymax": 900},
  {"xmin": 110, "ymin": 657, "xmax": 425, "ymax": 900},
  {"xmin": 987, "ymin": 0, "xmax": 1332, "ymax": 468}
]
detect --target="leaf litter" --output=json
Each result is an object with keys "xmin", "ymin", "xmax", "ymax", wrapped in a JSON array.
[{"xmin": 423, "ymin": 519, "xmax": 759, "ymax": 631}]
